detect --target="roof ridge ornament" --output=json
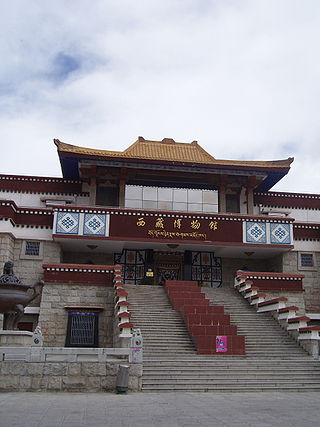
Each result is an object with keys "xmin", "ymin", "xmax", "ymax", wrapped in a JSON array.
[{"xmin": 161, "ymin": 138, "xmax": 176, "ymax": 145}]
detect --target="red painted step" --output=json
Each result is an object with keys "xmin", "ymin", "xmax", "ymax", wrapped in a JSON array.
[{"xmin": 165, "ymin": 280, "xmax": 246, "ymax": 356}]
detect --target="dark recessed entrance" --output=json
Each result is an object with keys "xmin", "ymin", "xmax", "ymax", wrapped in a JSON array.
[{"xmin": 154, "ymin": 252, "xmax": 184, "ymax": 285}]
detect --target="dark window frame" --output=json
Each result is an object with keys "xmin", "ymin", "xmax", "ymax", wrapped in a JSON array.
[
  {"xmin": 25, "ymin": 241, "xmax": 41, "ymax": 256},
  {"xmin": 298, "ymin": 251, "xmax": 317, "ymax": 271},
  {"xmin": 65, "ymin": 311, "xmax": 99, "ymax": 348}
]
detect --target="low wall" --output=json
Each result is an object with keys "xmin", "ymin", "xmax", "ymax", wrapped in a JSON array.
[
  {"xmin": 0, "ymin": 347, "xmax": 142, "ymax": 392},
  {"xmin": 0, "ymin": 360, "xmax": 142, "ymax": 392}
]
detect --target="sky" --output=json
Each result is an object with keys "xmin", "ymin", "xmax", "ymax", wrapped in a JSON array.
[{"xmin": 1, "ymin": 0, "xmax": 320, "ymax": 194}]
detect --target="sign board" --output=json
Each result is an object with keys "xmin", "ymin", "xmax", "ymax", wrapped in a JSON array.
[{"xmin": 216, "ymin": 335, "xmax": 227, "ymax": 352}]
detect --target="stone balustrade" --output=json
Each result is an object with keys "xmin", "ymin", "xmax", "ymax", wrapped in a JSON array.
[
  {"xmin": 0, "ymin": 346, "xmax": 132, "ymax": 363},
  {"xmin": 249, "ymin": 292, "xmax": 267, "ymax": 305},
  {"xmin": 257, "ymin": 297, "xmax": 288, "ymax": 313},
  {"xmin": 287, "ymin": 316, "xmax": 310, "ymax": 331},
  {"xmin": 234, "ymin": 271, "xmax": 320, "ymax": 359},
  {"xmin": 278, "ymin": 306, "xmax": 299, "ymax": 320},
  {"xmin": 113, "ymin": 265, "xmax": 134, "ymax": 346}
]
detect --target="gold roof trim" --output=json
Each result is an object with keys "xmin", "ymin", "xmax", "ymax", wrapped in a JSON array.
[{"xmin": 54, "ymin": 138, "xmax": 293, "ymax": 169}]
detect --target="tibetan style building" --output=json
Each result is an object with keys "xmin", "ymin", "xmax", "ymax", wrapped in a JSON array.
[{"xmin": 1, "ymin": 136, "xmax": 320, "ymax": 392}]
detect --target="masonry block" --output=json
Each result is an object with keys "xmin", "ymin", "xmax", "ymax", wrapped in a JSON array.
[
  {"xmin": 185, "ymin": 314, "xmax": 201, "ymax": 326},
  {"xmin": 180, "ymin": 306, "xmax": 197, "ymax": 315},
  {"xmin": 189, "ymin": 325, "xmax": 207, "ymax": 336},
  {"xmin": 205, "ymin": 325, "xmax": 219, "ymax": 335},
  {"xmin": 172, "ymin": 298, "xmax": 209, "ymax": 311}
]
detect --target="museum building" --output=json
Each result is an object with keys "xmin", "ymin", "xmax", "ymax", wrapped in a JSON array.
[{"xmin": 0, "ymin": 136, "xmax": 320, "ymax": 350}]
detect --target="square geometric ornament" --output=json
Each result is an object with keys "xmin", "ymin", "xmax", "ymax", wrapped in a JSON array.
[
  {"xmin": 270, "ymin": 223, "xmax": 291, "ymax": 244},
  {"xmin": 56, "ymin": 212, "xmax": 79, "ymax": 234},
  {"xmin": 246, "ymin": 222, "xmax": 267, "ymax": 243},
  {"xmin": 83, "ymin": 213, "xmax": 106, "ymax": 236}
]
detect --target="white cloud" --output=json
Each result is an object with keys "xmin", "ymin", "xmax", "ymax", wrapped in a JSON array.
[{"xmin": 0, "ymin": 0, "xmax": 320, "ymax": 193}]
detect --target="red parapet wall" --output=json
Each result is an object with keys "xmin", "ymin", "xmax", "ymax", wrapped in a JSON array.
[
  {"xmin": 236, "ymin": 270, "xmax": 304, "ymax": 292},
  {"xmin": 165, "ymin": 280, "xmax": 245, "ymax": 355},
  {"xmin": 0, "ymin": 200, "xmax": 53, "ymax": 227},
  {"xmin": 0, "ymin": 174, "xmax": 83, "ymax": 194},
  {"xmin": 293, "ymin": 223, "xmax": 320, "ymax": 240},
  {"xmin": 254, "ymin": 191, "xmax": 320, "ymax": 210},
  {"xmin": 43, "ymin": 263, "xmax": 114, "ymax": 285}
]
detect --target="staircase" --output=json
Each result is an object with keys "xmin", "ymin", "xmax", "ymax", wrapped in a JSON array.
[
  {"xmin": 204, "ymin": 287, "xmax": 308, "ymax": 358},
  {"xmin": 126, "ymin": 284, "xmax": 320, "ymax": 392}
]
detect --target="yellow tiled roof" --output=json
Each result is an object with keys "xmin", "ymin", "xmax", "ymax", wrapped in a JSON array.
[{"xmin": 54, "ymin": 137, "xmax": 293, "ymax": 169}]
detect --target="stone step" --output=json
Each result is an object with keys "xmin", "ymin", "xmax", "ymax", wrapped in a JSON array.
[
  {"xmin": 143, "ymin": 366, "xmax": 320, "ymax": 373},
  {"xmin": 142, "ymin": 377, "xmax": 320, "ymax": 385},
  {"xmin": 142, "ymin": 381, "xmax": 320, "ymax": 392},
  {"xmin": 126, "ymin": 283, "xmax": 318, "ymax": 392},
  {"xmin": 143, "ymin": 359, "xmax": 318, "ymax": 365}
]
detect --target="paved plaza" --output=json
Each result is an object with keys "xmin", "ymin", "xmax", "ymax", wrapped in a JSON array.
[{"xmin": 0, "ymin": 391, "xmax": 320, "ymax": 427}]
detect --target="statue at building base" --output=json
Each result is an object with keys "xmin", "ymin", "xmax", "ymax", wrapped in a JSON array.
[{"xmin": 0, "ymin": 261, "xmax": 43, "ymax": 330}]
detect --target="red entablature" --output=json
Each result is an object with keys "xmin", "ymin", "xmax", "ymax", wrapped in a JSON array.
[
  {"xmin": 0, "ymin": 200, "xmax": 53, "ymax": 226},
  {"xmin": 0, "ymin": 174, "xmax": 83, "ymax": 194},
  {"xmin": 254, "ymin": 191, "xmax": 320, "ymax": 210},
  {"xmin": 236, "ymin": 270, "xmax": 304, "ymax": 292},
  {"xmin": 43, "ymin": 263, "xmax": 115, "ymax": 285},
  {"xmin": 293, "ymin": 223, "xmax": 320, "ymax": 240}
]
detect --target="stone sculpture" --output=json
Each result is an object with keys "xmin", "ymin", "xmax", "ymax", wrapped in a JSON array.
[{"xmin": 0, "ymin": 261, "xmax": 43, "ymax": 330}]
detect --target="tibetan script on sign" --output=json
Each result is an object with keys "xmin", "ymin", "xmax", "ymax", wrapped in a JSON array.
[{"xmin": 148, "ymin": 229, "xmax": 207, "ymax": 240}]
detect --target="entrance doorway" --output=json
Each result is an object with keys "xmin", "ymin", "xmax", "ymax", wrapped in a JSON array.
[{"xmin": 154, "ymin": 252, "xmax": 184, "ymax": 285}]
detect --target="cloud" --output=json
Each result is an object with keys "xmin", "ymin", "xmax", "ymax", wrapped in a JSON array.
[
  {"xmin": 47, "ymin": 52, "xmax": 81, "ymax": 83},
  {"xmin": 0, "ymin": 0, "xmax": 320, "ymax": 194}
]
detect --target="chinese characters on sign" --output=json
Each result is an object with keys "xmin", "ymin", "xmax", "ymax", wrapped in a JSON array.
[
  {"xmin": 136, "ymin": 217, "xmax": 218, "ymax": 241},
  {"xmin": 137, "ymin": 218, "xmax": 146, "ymax": 227}
]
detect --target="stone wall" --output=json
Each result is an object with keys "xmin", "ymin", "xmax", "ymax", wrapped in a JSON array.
[
  {"xmin": 264, "ymin": 254, "xmax": 284, "ymax": 273},
  {"xmin": 221, "ymin": 258, "xmax": 272, "ymax": 289},
  {"xmin": 38, "ymin": 282, "xmax": 114, "ymax": 347},
  {"xmin": 63, "ymin": 251, "xmax": 114, "ymax": 265},
  {"xmin": 10, "ymin": 240, "xmax": 62, "ymax": 308},
  {"xmin": 0, "ymin": 235, "xmax": 61, "ymax": 287},
  {"xmin": 282, "ymin": 251, "xmax": 320, "ymax": 312},
  {"xmin": 0, "ymin": 360, "xmax": 142, "ymax": 392},
  {"xmin": 0, "ymin": 234, "xmax": 12, "ymax": 329},
  {"xmin": 262, "ymin": 291, "xmax": 306, "ymax": 314},
  {"xmin": 13, "ymin": 240, "xmax": 62, "ymax": 284},
  {"xmin": 0, "ymin": 233, "xmax": 14, "ymax": 265}
]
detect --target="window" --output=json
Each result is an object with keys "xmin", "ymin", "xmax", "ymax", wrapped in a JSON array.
[
  {"xmin": 226, "ymin": 194, "xmax": 240, "ymax": 213},
  {"xmin": 25, "ymin": 241, "xmax": 40, "ymax": 256},
  {"xmin": 300, "ymin": 253, "xmax": 313, "ymax": 267},
  {"xmin": 125, "ymin": 185, "xmax": 219, "ymax": 214},
  {"xmin": 65, "ymin": 311, "xmax": 99, "ymax": 347},
  {"xmin": 20, "ymin": 240, "xmax": 43, "ymax": 260},
  {"xmin": 298, "ymin": 252, "xmax": 317, "ymax": 271},
  {"xmin": 96, "ymin": 185, "xmax": 119, "ymax": 207}
]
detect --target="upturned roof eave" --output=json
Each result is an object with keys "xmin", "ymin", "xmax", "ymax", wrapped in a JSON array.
[
  {"xmin": 57, "ymin": 148, "xmax": 293, "ymax": 173},
  {"xmin": 55, "ymin": 139, "xmax": 293, "ymax": 184}
]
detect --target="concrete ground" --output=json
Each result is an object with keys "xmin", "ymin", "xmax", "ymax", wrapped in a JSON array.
[{"xmin": 0, "ymin": 391, "xmax": 319, "ymax": 427}]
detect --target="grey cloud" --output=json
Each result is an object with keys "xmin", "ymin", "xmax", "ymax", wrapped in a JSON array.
[{"xmin": 0, "ymin": 1, "xmax": 320, "ymax": 193}]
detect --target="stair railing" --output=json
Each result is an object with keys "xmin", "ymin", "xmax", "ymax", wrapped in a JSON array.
[{"xmin": 234, "ymin": 270, "xmax": 320, "ymax": 359}]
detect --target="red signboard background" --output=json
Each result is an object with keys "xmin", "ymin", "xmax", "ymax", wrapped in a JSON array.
[{"xmin": 109, "ymin": 213, "xmax": 243, "ymax": 244}]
